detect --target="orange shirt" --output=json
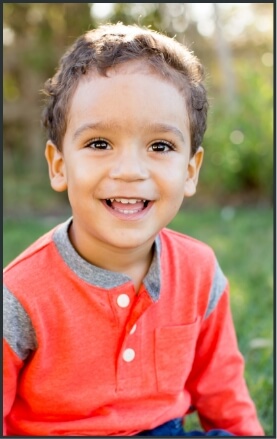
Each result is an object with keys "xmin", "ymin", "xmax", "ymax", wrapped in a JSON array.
[{"xmin": 3, "ymin": 219, "xmax": 264, "ymax": 436}]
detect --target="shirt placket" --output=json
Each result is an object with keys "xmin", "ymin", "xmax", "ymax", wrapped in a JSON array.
[{"xmin": 110, "ymin": 287, "xmax": 153, "ymax": 394}]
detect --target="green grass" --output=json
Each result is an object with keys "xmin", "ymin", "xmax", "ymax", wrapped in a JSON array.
[{"xmin": 3, "ymin": 207, "xmax": 274, "ymax": 435}]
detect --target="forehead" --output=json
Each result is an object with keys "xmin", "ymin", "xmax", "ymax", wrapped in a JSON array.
[
  {"xmin": 67, "ymin": 60, "xmax": 189, "ymax": 127},
  {"xmin": 70, "ymin": 59, "xmax": 187, "ymax": 92}
]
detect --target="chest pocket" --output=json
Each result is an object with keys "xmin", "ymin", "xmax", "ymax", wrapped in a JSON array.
[{"xmin": 154, "ymin": 317, "xmax": 201, "ymax": 393}]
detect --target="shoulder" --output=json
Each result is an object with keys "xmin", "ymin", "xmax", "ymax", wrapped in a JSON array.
[
  {"xmin": 160, "ymin": 227, "xmax": 216, "ymax": 262},
  {"xmin": 4, "ymin": 229, "xmax": 54, "ymax": 272},
  {"xmin": 4, "ymin": 227, "xmax": 56, "ymax": 274},
  {"xmin": 3, "ymin": 220, "xmax": 69, "ymax": 288},
  {"xmin": 3, "ymin": 220, "xmax": 71, "ymax": 326},
  {"xmin": 2, "ymin": 222, "xmax": 61, "ymax": 359}
]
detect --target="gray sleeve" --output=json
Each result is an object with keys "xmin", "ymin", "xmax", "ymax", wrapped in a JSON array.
[
  {"xmin": 3, "ymin": 285, "xmax": 37, "ymax": 360},
  {"xmin": 204, "ymin": 260, "xmax": 228, "ymax": 319}
]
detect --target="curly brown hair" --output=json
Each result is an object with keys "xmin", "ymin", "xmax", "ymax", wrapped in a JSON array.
[{"xmin": 41, "ymin": 23, "xmax": 208, "ymax": 154}]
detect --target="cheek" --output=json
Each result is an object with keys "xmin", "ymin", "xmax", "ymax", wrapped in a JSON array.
[
  {"xmin": 66, "ymin": 160, "xmax": 94, "ymax": 185},
  {"xmin": 161, "ymin": 166, "xmax": 188, "ymax": 195},
  {"xmin": 165, "ymin": 177, "xmax": 188, "ymax": 213}
]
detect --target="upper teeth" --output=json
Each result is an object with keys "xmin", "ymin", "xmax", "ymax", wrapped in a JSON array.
[{"xmin": 109, "ymin": 198, "xmax": 145, "ymax": 204}]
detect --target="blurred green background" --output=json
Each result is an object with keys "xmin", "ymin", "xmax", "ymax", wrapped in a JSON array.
[
  {"xmin": 3, "ymin": 3, "xmax": 274, "ymax": 214},
  {"xmin": 3, "ymin": 3, "xmax": 274, "ymax": 436}
]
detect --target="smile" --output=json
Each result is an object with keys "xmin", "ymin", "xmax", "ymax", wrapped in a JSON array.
[
  {"xmin": 106, "ymin": 198, "xmax": 149, "ymax": 213},
  {"xmin": 102, "ymin": 198, "xmax": 152, "ymax": 219}
]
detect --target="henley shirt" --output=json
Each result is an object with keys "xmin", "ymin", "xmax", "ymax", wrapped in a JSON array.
[{"xmin": 3, "ymin": 218, "xmax": 264, "ymax": 436}]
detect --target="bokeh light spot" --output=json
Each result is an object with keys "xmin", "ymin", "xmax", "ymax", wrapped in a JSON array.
[
  {"xmin": 261, "ymin": 52, "xmax": 273, "ymax": 67},
  {"xmin": 230, "ymin": 130, "xmax": 244, "ymax": 145}
]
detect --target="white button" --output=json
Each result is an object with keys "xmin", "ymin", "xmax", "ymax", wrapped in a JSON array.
[
  {"xmin": 130, "ymin": 324, "xmax": 137, "ymax": 334},
  {"xmin": 123, "ymin": 348, "xmax": 135, "ymax": 362},
  {"xmin": 117, "ymin": 294, "xmax": 130, "ymax": 308}
]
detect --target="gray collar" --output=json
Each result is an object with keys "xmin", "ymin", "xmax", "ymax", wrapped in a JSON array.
[{"xmin": 53, "ymin": 218, "xmax": 161, "ymax": 301}]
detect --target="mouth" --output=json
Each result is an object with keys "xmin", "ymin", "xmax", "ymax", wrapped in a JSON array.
[
  {"xmin": 102, "ymin": 197, "xmax": 152, "ymax": 219},
  {"xmin": 105, "ymin": 198, "xmax": 149, "ymax": 214}
]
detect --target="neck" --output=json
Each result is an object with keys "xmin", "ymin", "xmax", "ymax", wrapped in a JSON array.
[{"xmin": 68, "ymin": 222, "xmax": 155, "ymax": 292}]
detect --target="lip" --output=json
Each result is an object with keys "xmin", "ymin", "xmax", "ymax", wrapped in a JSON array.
[
  {"xmin": 101, "ymin": 199, "xmax": 154, "ymax": 221},
  {"xmin": 104, "ymin": 196, "xmax": 149, "ymax": 201}
]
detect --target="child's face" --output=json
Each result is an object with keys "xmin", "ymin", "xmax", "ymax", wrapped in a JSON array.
[{"xmin": 46, "ymin": 62, "xmax": 203, "ymax": 253}]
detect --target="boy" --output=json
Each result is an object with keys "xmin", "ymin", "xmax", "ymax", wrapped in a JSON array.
[{"xmin": 3, "ymin": 23, "xmax": 264, "ymax": 437}]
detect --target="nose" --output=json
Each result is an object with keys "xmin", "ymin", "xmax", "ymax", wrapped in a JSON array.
[{"xmin": 109, "ymin": 147, "xmax": 149, "ymax": 181}]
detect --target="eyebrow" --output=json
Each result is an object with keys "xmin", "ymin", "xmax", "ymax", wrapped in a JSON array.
[
  {"xmin": 73, "ymin": 121, "xmax": 185, "ymax": 143},
  {"xmin": 145, "ymin": 123, "xmax": 185, "ymax": 142},
  {"xmin": 73, "ymin": 122, "xmax": 118, "ymax": 141}
]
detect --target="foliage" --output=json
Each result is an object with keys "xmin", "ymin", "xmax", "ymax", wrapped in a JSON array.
[
  {"xmin": 201, "ymin": 60, "xmax": 273, "ymax": 204},
  {"xmin": 3, "ymin": 207, "xmax": 274, "ymax": 435}
]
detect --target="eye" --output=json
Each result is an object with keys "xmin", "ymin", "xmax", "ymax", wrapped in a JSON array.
[
  {"xmin": 149, "ymin": 141, "xmax": 175, "ymax": 153},
  {"xmin": 84, "ymin": 138, "xmax": 111, "ymax": 150}
]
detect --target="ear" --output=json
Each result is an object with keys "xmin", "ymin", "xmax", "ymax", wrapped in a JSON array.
[
  {"xmin": 184, "ymin": 146, "xmax": 204, "ymax": 197},
  {"xmin": 45, "ymin": 140, "xmax": 67, "ymax": 192}
]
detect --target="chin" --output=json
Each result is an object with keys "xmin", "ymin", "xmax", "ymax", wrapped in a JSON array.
[{"xmin": 107, "ymin": 233, "xmax": 154, "ymax": 250}]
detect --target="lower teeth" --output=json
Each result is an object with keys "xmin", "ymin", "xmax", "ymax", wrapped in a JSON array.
[{"xmin": 118, "ymin": 209, "xmax": 140, "ymax": 214}]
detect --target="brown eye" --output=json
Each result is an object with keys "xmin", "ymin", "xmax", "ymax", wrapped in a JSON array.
[
  {"xmin": 149, "ymin": 142, "xmax": 173, "ymax": 152},
  {"xmin": 85, "ymin": 139, "xmax": 111, "ymax": 150}
]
